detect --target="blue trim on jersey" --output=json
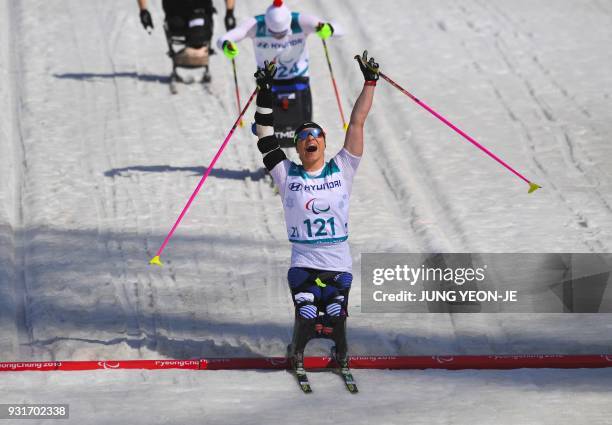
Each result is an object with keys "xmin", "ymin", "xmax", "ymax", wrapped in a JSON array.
[
  {"xmin": 255, "ymin": 15, "xmax": 266, "ymax": 37},
  {"xmin": 291, "ymin": 12, "xmax": 302, "ymax": 34},
  {"xmin": 288, "ymin": 159, "xmax": 340, "ymax": 179},
  {"xmin": 289, "ymin": 236, "xmax": 348, "ymax": 244},
  {"xmin": 254, "ymin": 12, "xmax": 302, "ymax": 37}
]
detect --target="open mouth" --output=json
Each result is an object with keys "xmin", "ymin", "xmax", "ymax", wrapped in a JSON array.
[{"xmin": 306, "ymin": 144, "xmax": 318, "ymax": 153}]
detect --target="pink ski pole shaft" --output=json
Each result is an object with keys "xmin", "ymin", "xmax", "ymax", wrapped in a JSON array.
[
  {"xmin": 322, "ymin": 39, "xmax": 348, "ymax": 131},
  {"xmin": 150, "ymin": 88, "xmax": 259, "ymax": 266},
  {"xmin": 379, "ymin": 71, "xmax": 541, "ymax": 193}
]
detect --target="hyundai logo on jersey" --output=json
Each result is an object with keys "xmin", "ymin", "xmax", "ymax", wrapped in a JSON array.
[
  {"xmin": 288, "ymin": 181, "xmax": 343, "ymax": 192},
  {"xmin": 305, "ymin": 198, "xmax": 331, "ymax": 214}
]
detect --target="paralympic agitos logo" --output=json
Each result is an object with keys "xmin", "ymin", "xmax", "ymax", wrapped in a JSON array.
[{"xmin": 305, "ymin": 198, "xmax": 330, "ymax": 214}]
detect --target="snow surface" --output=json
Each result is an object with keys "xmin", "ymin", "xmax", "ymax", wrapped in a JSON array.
[{"xmin": 1, "ymin": 0, "xmax": 612, "ymax": 423}]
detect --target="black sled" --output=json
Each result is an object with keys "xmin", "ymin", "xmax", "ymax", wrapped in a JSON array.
[
  {"xmin": 271, "ymin": 78, "xmax": 313, "ymax": 147},
  {"xmin": 286, "ymin": 314, "xmax": 357, "ymax": 393},
  {"xmin": 162, "ymin": 7, "xmax": 214, "ymax": 93}
]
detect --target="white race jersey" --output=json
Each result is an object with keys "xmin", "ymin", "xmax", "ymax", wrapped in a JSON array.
[
  {"xmin": 270, "ymin": 149, "xmax": 361, "ymax": 272},
  {"xmin": 217, "ymin": 13, "xmax": 341, "ymax": 80}
]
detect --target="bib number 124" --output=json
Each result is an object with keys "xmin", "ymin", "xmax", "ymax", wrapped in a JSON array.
[{"xmin": 304, "ymin": 217, "xmax": 336, "ymax": 238}]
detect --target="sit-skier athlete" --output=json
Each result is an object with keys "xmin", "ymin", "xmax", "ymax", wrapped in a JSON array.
[
  {"xmin": 221, "ymin": 0, "xmax": 341, "ymax": 146},
  {"xmin": 253, "ymin": 52, "xmax": 379, "ymax": 386}
]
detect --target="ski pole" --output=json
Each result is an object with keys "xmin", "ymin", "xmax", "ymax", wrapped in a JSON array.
[
  {"xmin": 149, "ymin": 87, "xmax": 259, "ymax": 266},
  {"xmin": 321, "ymin": 39, "xmax": 348, "ymax": 131},
  {"xmin": 231, "ymin": 58, "xmax": 245, "ymax": 127},
  {"xmin": 379, "ymin": 71, "xmax": 541, "ymax": 193}
]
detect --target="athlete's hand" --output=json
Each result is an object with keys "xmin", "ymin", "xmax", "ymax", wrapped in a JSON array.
[
  {"xmin": 224, "ymin": 9, "xmax": 236, "ymax": 30},
  {"xmin": 254, "ymin": 61, "xmax": 277, "ymax": 91},
  {"xmin": 315, "ymin": 23, "xmax": 334, "ymax": 40},
  {"xmin": 222, "ymin": 40, "xmax": 239, "ymax": 59},
  {"xmin": 354, "ymin": 50, "xmax": 379, "ymax": 82},
  {"xmin": 140, "ymin": 9, "xmax": 154, "ymax": 31}
]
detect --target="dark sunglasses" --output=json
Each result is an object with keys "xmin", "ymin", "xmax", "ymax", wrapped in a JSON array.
[{"xmin": 294, "ymin": 127, "xmax": 324, "ymax": 143}]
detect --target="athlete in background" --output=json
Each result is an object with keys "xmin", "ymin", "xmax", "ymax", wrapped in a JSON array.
[
  {"xmin": 138, "ymin": 0, "xmax": 237, "ymax": 47},
  {"xmin": 219, "ymin": 0, "xmax": 341, "ymax": 144}
]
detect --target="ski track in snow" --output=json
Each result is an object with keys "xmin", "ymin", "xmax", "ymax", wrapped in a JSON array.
[
  {"xmin": 459, "ymin": 0, "xmax": 612, "ymax": 252},
  {"xmin": 1, "ymin": 0, "xmax": 612, "ymax": 423},
  {"xmin": 2, "ymin": 0, "xmax": 33, "ymax": 360}
]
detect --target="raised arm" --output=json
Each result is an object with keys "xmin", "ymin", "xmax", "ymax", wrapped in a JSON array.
[
  {"xmin": 343, "ymin": 51, "xmax": 379, "ymax": 157},
  {"xmin": 254, "ymin": 62, "xmax": 287, "ymax": 172}
]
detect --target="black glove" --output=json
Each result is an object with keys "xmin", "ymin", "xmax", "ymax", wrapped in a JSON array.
[
  {"xmin": 254, "ymin": 61, "xmax": 277, "ymax": 91},
  {"xmin": 140, "ymin": 9, "xmax": 154, "ymax": 31},
  {"xmin": 354, "ymin": 50, "xmax": 379, "ymax": 82},
  {"xmin": 224, "ymin": 9, "xmax": 236, "ymax": 31}
]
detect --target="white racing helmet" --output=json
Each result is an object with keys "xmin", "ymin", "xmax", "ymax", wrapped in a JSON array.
[{"xmin": 265, "ymin": 0, "xmax": 291, "ymax": 35}]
